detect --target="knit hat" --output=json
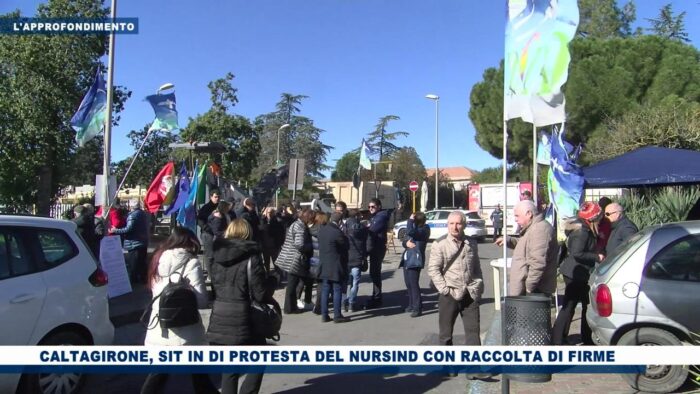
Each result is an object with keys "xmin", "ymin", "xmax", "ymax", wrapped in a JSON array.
[{"xmin": 578, "ymin": 201, "xmax": 601, "ymax": 222}]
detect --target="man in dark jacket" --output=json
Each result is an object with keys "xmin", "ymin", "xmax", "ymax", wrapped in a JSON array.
[
  {"xmin": 604, "ymin": 202, "xmax": 638, "ymax": 256},
  {"xmin": 366, "ymin": 198, "xmax": 389, "ymax": 308},
  {"xmin": 318, "ymin": 212, "xmax": 350, "ymax": 323},
  {"xmin": 237, "ymin": 198, "xmax": 262, "ymax": 243},
  {"xmin": 109, "ymin": 201, "xmax": 150, "ymax": 284},
  {"xmin": 197, "ymin": 190, "xmax": 220, "ymax": 277},
  {"xmin": 73, "ymin": 205, "xmax": 99, "ymax": 258}
]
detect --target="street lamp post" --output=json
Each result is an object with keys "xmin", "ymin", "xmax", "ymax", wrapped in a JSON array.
[
  {"xmin": 275, "ymin": 124, "xmax": 291, "ymax": 207},
  {"xmin": 425, "ymin": 94, "xmax": 439, "ymax": 209}
]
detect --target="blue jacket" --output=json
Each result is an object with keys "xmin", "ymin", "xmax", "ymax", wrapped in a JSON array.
[
  {"xmin": 367, "ymin": 209, "xmax": 389, "ymax": 254},
  {"xmin": 111, "ymin": 208, "xmax": 150, "ymax": 251}
]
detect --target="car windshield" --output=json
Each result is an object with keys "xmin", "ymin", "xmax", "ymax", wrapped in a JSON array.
[
  {"xmin": 596, "ymin": 229, "xmax": 649, "ymax": 276},
  {"xmin": 466, "ymin": 212, "xmax": 481, "ymax": 220},
  {"xmin": 425, "ymin": 212, "xmax": 437, "ymax": 220}
]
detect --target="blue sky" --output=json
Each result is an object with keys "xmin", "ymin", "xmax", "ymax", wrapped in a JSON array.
[{"xmin": 4, "ymin": 1, "xmax": 699, "ymax": 178}]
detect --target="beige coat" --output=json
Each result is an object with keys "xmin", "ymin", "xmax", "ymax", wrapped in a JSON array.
[
  {"xmin": 506, "ymin": 214, "xmax": 559, "ymax": 296},
  {"xmin": 428, "ymin": 234, "xmax": 483, "ymax": 302}
]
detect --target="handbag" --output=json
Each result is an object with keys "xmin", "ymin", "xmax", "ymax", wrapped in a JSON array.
[
  {"xmin": 429, "ymin": 241, "xmax": 466, "ymax": 292},
  {"xmin": 309, "ymin": 256, "xmax": 321, "ymax": 279},
  {"xmin": 403, "ymin": 247, "xmax": 423, "ymax": 269},
  {"xmin": 247, "ymin": 258, "xmax": 282, "ymax": 341}
]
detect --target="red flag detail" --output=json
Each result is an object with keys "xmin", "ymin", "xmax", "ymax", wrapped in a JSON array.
[{"xmin": 144, "ymin": 162, "xmax": 175, "ymax": 213}]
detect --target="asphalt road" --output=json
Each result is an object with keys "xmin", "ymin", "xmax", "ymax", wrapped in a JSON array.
[{"xmin": 81, "ymin": 240, "xmax": 510, "ymax": 394}]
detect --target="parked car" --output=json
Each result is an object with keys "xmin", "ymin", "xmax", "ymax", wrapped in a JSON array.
[
  {"xmin": 0, "ymin": 215, "xmax": 114, "ymax": 394},
  {"xmin": 587, "ymin": 221, "xmax": 700, "ymax": 393},
  {"xmin": 392, "ymin": 209, "xmax": 487, "ymax": 241}
]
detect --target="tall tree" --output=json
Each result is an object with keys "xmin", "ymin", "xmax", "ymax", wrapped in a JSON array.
[
  {"xmin": 647, "ymin": 3, "xmax": 689, "ymax": 42},
  {"xmin": 331, "ymin": 152, "xmax": 359, "ymax": 182},
  {"xmin": 469, "ymin": 35, "xmax": 700, "ymax": 166},
  {"xmin": 578, "ymin": 0, "xmax": 634, "ymax": 38},
  {"xmin": 365, "ymin": 115, "xmax": 408, "ymax": 161},
  {"xmin": 253, "ymin": 93, "xmax": 332, "ymax": 180},
  {"xmin": 0, "ymin": 1, "xmax": 130, "ymax": 214},
  {"xmin": 387, "ymin": 147, "xmax": 427, "ymax": 194},
  {"xmin": 180, "ymin": 73, "xmax": 259, "ymax": 182}
]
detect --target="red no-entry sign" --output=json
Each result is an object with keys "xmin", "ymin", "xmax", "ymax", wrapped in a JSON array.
[{"xmin": 409, "ymin": 181, "xmax": 419, "ymax": 192}]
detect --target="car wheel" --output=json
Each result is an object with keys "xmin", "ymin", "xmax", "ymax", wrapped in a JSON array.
[
  {"xmin": 17, "ymin": 331, "xmax": 89, "ymax": 394},
  {"xmin": 397, "ymin": 228, "xmax": 406, "ymax": 240},
  {"xmin": 617, "ymin": 327, "xmax": 688, "ymax": 393}
]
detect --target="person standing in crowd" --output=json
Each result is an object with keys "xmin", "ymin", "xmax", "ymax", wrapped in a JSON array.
[
  {"xmin": 520, "ymin": 189, "xmax": 533, "ymax": 201},
  {"xmin": 237, "ymin": 198, "xmax": 262, "ymax": 243},
  {"xmin": 141, "ymin": 227, "xmax": 218, "ymax": 394},
  {"xmin": 401, "ymin": 212, "xmax": 430, "ymax": 317},
  {"xmin": 490, "ymin": 204, "xmax": 504, "ymax": 241},
  {"xmin": 596, "ymin": 197, "xmax": 612, "ymax": 253},
  {"xmin": 85, "ymin": 204, "xmax": 105, "ymax": 254},
  {"xmin": 275, "ymin": 208, "xmax": 314, "ymax": 314},
  {"xmin": 366, "ymin": 198, "xmax": 389, "ymax": 309},
  {"xmin": 553, "ymin": 202, "xmax": 602, "ymax": 346},
  {"xmin": 110, "ymin": 200, "xmax": 150, "ymax": 284},
  {"xmin": 428, "ymin": 211, "xmax": 484, "ymax": 378},
  {"xmin": 260, "ymin": 207, "xmax": 285, "ymax": 273},
  {"xmin": 278, "ymin": 204, "xmax": 297, "ymax": 230},
  {"xmin": 73, "ymin": 205, "xmax": 99, "ymax": 257},
  {"xmin": 208, "ymin": 219, "xmax": 271, "ymax": 394},
  {"xmin": 197, "ymin": 190, "xmax": 221, "ymax": 277},
  {"xmin": 207, "ymin": 201, "xmax": 233, "ymax": 241},
  {"xmin": 306, "ymin": 212, "xmax": 327, "ymax": 313},
  {"xmin": 335, "ymin": 201, "xmax": 348, "ymax": 228},
  {"xmin": 343, "ymin": 208, "xmax": 368, "ymax": 313},
  {"xmin": 604, "ymin": 202, "xmax": 638, "ymax": 257},
  {"xmin": 496, "ymin": 200, "xmax": 558, "ymax": 296},
  {"xmin": 318, "ymin": 212, "xmax": 350, "ymax": 323}
]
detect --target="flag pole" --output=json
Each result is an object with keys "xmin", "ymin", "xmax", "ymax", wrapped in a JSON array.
[
  {"xmin": 102, "ymin": 0, "xmax": 117, "ymax": 219},
  {"xmin": 533, "ymin": 123, "xmax": 538, "ymax": 204},
  {"xmin": 109, "ymin": 128, "xmax": 158, "ymax": 207},
  {"xmin": 501, "ymin": 118, "xmax": 510, "ymax": 394}
]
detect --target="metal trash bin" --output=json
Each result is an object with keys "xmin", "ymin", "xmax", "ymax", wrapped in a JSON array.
[{"xmin": 502, "ymin": 295, "xmax": 552, "ymax": 383}]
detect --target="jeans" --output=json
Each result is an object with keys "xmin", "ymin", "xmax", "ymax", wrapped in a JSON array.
[
  {"xmin": 552, "ymin": 276, "xmax": 592, "ymax": 345},
  {"xmin": 141, "ymin": 373, "xmax": 218, "ymax": 394},
  {"xmin": 369, "ymin": 247, "xmax": 387, "ymax": 299},
  {"xmin": 493, "ymin": 227, "xmax": 502, "ymax": 239},
  {"xmin": 344, "ymin": 267, "xmax": 361, "ymax": 306},
  {"xmin": 125, "ymin": 246, "xmax": 148, "ymax": 284},
  {"xmin": 321, "ymin": 280, "xmax": 343, "ymax": 318},
  {"xmin": 438, "ymin": 293, "xmax": 480, "ymax": 346},
  {"xmin": 403, "ymin": 267, "xmax": 422, "ymax": 312}
]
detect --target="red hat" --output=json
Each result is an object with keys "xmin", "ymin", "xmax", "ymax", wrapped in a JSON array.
[{"xmin": 578, "ymin": 201, "xmax": 601, "ymax": 221}]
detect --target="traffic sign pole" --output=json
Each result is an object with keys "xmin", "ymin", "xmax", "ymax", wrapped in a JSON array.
[
  {"xmin": 408, "ymin": 181, "xmax": 419, "ymax": 213},
  {"xmin": 412, "ymin": 191, "xmax": 416, "ymax": 213}
]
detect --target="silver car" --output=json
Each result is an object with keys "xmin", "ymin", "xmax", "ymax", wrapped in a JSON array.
[{"xmin": 587, "ymin": 221, "xmax": 700, "ymax": 393}]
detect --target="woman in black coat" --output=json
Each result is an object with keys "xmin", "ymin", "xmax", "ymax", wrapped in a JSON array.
[
  {"xmin": 343, "ymin": 209, "xmax": 368, "ymax": 313},
  {"xmin": 208, "ymin": 219, "xmax": 271, "ymax": 394},
  {"xmin": 318, "ymin": 212, "xmax": 350, "ymax": 323},
  {"xmin": 400, "ymin": 212, "xmax": 430, "ymax": 317},
  {"xmin": 552, "ymin": 202, "xmax": 603, "ymax": 345},
  {"xmin": 207, "ymin": 201, "xmax": 233, "ymax": 240}
]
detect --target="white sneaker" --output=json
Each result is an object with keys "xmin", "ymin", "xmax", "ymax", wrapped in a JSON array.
[{"xmin": 297, "ymin": 299, "xmax": 305, "ymax": 309}]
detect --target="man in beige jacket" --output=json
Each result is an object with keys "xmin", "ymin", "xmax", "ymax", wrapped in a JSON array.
[
  {"xmin": 428, "ymin": 211, "xmax": 484, "ymax": 349},
  {"xmin": 495, "ymin": 200, "xmax": 558, "ymax": 296}
]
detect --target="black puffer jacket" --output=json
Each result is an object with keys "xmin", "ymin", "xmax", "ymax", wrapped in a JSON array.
[
  {"xmin": 560, "ymin": 219, "xmax": 599, "ymax": 283},
  {"xmin": 207, "ymin": 238, "xmax": 266, "ymax": 345},
  {"xmin": 345, "ymin": 217, "xmax": 368, "ymax": 268}
]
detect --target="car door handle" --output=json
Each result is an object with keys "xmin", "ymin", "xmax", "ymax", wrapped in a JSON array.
[{"xmin": 10, "ymin": 294, "xmax": 36, "ymax": 304}]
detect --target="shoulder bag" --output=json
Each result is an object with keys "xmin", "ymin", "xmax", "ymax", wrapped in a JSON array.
[{"xmin": 247, "ymin": 258, "xmax": 282, "ymax": 341}]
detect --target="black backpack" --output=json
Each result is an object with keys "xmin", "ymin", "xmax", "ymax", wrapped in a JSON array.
[{"xmin": 141, "ymin": 261, "xmax": 200, "ymax": 329}]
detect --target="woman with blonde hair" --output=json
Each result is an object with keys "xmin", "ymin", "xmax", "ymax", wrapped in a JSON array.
[{"xmin": 208, "ymin": 219, "xmax": 270, "ymax": 394}]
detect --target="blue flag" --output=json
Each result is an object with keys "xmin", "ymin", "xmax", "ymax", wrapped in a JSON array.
[
  {"xmin": 145, "ymin": 92, "xmax": 179, "ymax": 132},
  {"xmin": 177, "ymin": 161, "xmax": 199, "ymax": 231},
  {"xmin": 547, "ymin": 128, "xmax": 584, "ymax": 220},
  {"xmin": 70, "ymin": 67, "xmax": 107, "ymax": 147},
  {"xmin": 164, "ymin": 162, "xmax": 189, "ymax": 215},
  {"xmin": 359, "ymin": 139, "xmax": 372, "ymax": 170}
]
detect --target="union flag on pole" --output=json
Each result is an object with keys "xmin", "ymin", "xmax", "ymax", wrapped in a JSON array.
[{"xmin": 144, "ymin": 162, "xmax": 175, "ymax": 213}]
